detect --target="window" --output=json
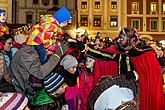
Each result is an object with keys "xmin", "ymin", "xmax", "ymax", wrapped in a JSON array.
[
  {"xmin": 33, "ymin": 0, "xmax": 38, "ymax": 4},
  {"xmin": 110, "ymin": 16, "xmax": 118, "ymax": 27},
  {"xmin": 163, "ymin": 21, "xmax": 165, "ymax": 30},
  {"xmin": 93, "ymin": 15, "xmax": 101, "ymax": 27},
  {"xmin": 150, "ymin": 20, "xmax": 158, "ymax": 30},
  {"xmin": 163, "ymin": 2, "xmax": 165, "ymax": 13},
  {"xmin": 151, "ymin": 2, "xmax": 157, "ymax": 12},
  {"xmin": 53, "ymin": 0, "xmax": 58, "ymax": 5},
  {"xmin": 95, "ymin": 1, "xmax": 100, "ymax": 10},
  {"xmin": 132, "ymin": 19, "xmax": 140, "ymax": 30},
  {"xmin": 81, "ymin": 1, "xmax": 87, "ymax": 9},
  {"xmin": 132, "ymin": 2, "xmax": 139, "ymax": 11},
  {"xmin": 111, "ymin": 1, "xmax": 117, "ymax": 10},
  {"xmin": 26, "ymin": 15, "xmax": 33, "ymax": 24},
  {"xmin": 80, "ymin": 15, "xmax": 88, "ymax": 26}
]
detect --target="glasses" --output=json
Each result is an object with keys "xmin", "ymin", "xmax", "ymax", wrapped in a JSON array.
[{"xmin": 6, "ymin": 42, "xmax": 12, "ymax": 45}]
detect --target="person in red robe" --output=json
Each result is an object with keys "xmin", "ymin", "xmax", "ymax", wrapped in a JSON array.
[{"xmin": 85, "ymin": 27, "xmax": 165, "ymax": 110}]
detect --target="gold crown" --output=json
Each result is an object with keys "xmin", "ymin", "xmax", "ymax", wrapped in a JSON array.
[{"xmin": 13, "ymin": 25, "xmax": 31, "ymax": 35}]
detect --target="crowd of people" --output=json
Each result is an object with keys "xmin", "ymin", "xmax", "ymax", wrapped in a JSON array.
[{"xmin": 0, "ymin": 6, "xmax": 165, "ymax": 110}]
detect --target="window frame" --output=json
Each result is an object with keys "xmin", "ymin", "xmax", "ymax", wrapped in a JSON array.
[
  {"xmin": 150, "ymin": 2, "xmax": 157, "ymax": 13},
  {"xmin": 81, "ymin": 1, "xmax": 88, "ymax": 10},
  {"xmin": 132, "ymin": 2, "xmax": 139, "ymax": 11},
  {"xmin": 110, "ymin": 15, "xmax": 118, "ymax": 27},
  {"xmin": 150, "ymin": 19, "xmax": 158, "ymax": 31},
  {"xmin": 162, "ymin": 20, "xmax": 165, "ymax": 31},
  {"xmin": 131, "ymin": 19, "xmax": 140, "ymax": 30},
  {"xmin": 110, "ymin": 1, "xmax": 117, "ymax": 10},
  {"xmin": 80, "ymin": 15, "xmax": 88, "ymax": 27},
  {"xmin": 93, "ymin": 15, "xmax": 101, "ymax": 27},
  {"xmin": 33, "ymin": 0, "xmax": 39, "ymax": 5}
]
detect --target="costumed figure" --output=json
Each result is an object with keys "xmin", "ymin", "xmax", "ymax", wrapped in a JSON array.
[
  {"xmin": 0, "ymin": 9, "xmax": 9, "ymax": 37},
  {"xmin": 83, "ymin": 27, "xmax": 165, "ymax": 110},
  {"xmin": 117, "ymin": 27, "xmax": 165, "ymax": 110}
]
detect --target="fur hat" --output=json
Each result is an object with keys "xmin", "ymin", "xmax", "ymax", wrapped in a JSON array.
[
  {"xmin": 60, "ymin": 54, "xmax": 78, "ymax": 70},
  {"xmin": 53, "ymin": 6, "xmax": 71, "ymax": 24},
  {"xmin": 44, "ymin": 72, "xmax": 65, "ymax": 93},
  {"xmin": 0, "ymin": 92, "xmax": 28, "ymax": 110}
]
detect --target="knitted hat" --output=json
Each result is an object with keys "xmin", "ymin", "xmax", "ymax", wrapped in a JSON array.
[
  {"xmin": 0, "ymin": 92, "xmax": 28, "ymax": 110},
  {"xmin": 44, "ymin": 72, "xmax": 65, "ymax": 93},
  {"xmin": 53, "ymin": 6, "xmax": 71, "ymax": 24},
  {"xmin": 60, "ymin": 54, "xmax": 78, "ymax": 70}
]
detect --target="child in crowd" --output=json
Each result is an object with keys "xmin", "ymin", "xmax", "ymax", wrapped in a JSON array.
[
  {"xmin": 62, "ymin": 55, "xmax": 79, "ymax": 110},
  {"xmin": 78, "ymin": 56, "xmax": 95, "ymax": 110},
  {"xmin": 30, "ymin": 54, "xmax": 78, "ymax": 110}
]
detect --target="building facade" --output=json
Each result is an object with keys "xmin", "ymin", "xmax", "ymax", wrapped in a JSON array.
[
  {"xmin": 7, "ymin": 0, "xmax": 77, "ymax": 37},
  {"xmin": 77, "ymin": 0, "xmax": 165, "ymax": 40}
]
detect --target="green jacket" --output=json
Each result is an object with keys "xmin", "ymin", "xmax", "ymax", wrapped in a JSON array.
[{"xmin": 31, "ymin": 89, "xmax": 54, "ymax": 105}]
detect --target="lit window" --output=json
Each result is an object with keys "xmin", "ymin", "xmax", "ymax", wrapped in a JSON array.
[
  {"xmin": 151, "ymin": 2, "xmax": 157, "ymax": 12},
  {"xmin": 132, "ymin": 2, "xmax": 139, "ymax": 11},
  {"xmin": 110, "ymin": 16, "xmax": 118, "ymax": 27},
  {"xmin": 80, "ymin": 15, "xmax": 88, "ymax": 26},
  {"xmin": 111, "ymin": 1, "xmax": 117, "ymax": 10},
  {"xmin": 162, "ymin": 21, "xmax": 165, "ymax": 30},
  {"xmin": 95, "ymin": 1, "xmax": 100, "ymax": 10},
  {"xmin": 163, "ymin": 2, "xmax": 165, "ymax": 12},
  {"xmin": 150, "ymin": 20, "xmax": 158, "ymax": 30},
  {"xmin": 93, "ymin": 15, "xmax": 101, "ymax": 27},
  {"xmin": 81, "ymin": 1, "xmax": 87, "ymax": 9},
  {"xmin": 132, "ymin": 19, "xmax": 140, "ymax": 30}
]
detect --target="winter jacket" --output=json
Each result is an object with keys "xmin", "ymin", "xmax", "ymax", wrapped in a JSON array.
[{"xmin": 9, "ymin": 44, "xmax": 60, "ymax": 101}]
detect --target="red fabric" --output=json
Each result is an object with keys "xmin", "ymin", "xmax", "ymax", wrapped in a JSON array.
[
  {"xmin": 93, "ymin": 45, "xmax": 119, "ymax": 86},
  {"xmin": 131, "ymin": 51, "xmax": 165, "ymax": 110},
  {"xmin": 79, "ymin": 67, "xmax": 93, "ymax": 110},
  {"xmin": 93, "ymin": 60, "xmax": 118, "ymax": 85}
]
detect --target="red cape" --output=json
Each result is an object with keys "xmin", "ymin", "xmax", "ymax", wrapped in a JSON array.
[
  {"xmin": 93, "ymin": 45, "xmax": 119, "ymax": 85},
  {"xmin": 131, "ymin": 51, "xmax": 165, "ymax": 110}
]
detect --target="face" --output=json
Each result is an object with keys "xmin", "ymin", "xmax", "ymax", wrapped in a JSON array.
[
  {"xmin": 50, "ymin": 83, "xmax": 67, "ymax": 97},
  {"xmin": 0, "ymin": 12, "xmax": 7, "ymax": 23},
  {"xmin": 59, "ymin": 22, "xmax": 68, "ymax": 27},
  {"xmin": 67, "ymin": 65, "xmax": 78, "ymax": 74},
  {"xmin": 4, "ymin": 38, "xmax": 13, "ymax": 51},
  {"xmin": 85, "ymin": 57, "xmax": 95, "ymax": 69},
  {"xmin": 117, "ymin": 35, "xmax": 133, "ymax": 51},
  {"xmin": 23, "ymin": 106, "xmax": 30, "ymax": 110}
]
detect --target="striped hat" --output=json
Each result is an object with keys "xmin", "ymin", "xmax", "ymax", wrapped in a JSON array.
[
  {"xmin": 44, "ymin": 73, "xmax": 65, "ymax": 93},
  {"xmin": 0, "ymin": 92, "xmax": 28, "ymax": 110}
]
